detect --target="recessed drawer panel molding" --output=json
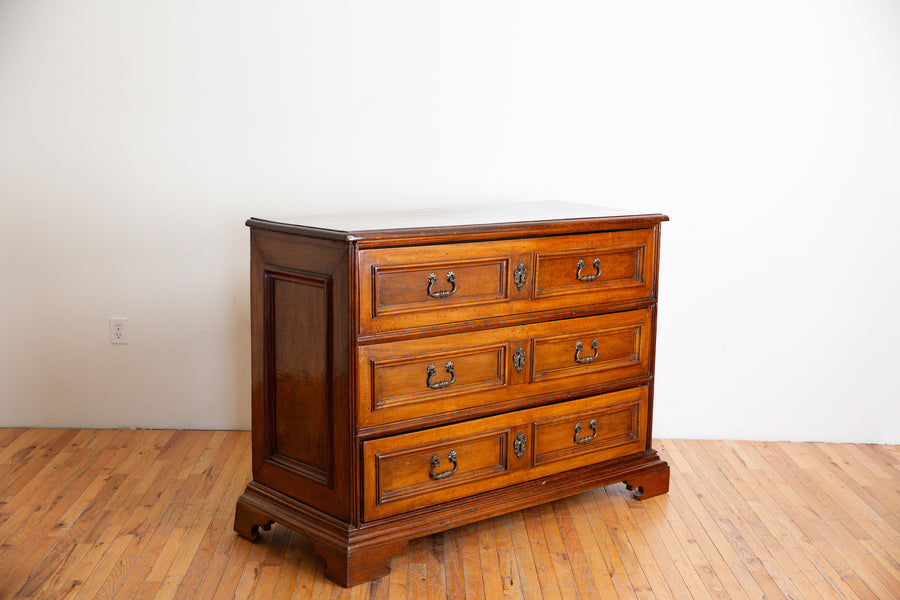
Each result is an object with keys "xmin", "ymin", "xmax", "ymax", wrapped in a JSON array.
[
  {"xmin": 362, "ymin": 386, "xmax": 649, "ymax": 521},
  {"xmin": 366, "ymin": 429, "xmax": 513, "ymax": 520},
  {"xmin": 358, "ymin": 309, "xmax": 653, "ymax": 429},
  {"xmin": 373, "ymin": 256, "xmax": 511, "ymax": 315},
  {"xmin": 532, "ymin": 398, "xmax": 642, "ymax": 466},
  {"xmin": 531, "ymin": 323, "xmax": 644, "ymax": 383},
  {"xmin": 357, "ymin": 229, "xmax": 657, "ymax": 335},
  {"xmin": 372, "ymin": 345, "xmax": 509, "ymax": 410}
]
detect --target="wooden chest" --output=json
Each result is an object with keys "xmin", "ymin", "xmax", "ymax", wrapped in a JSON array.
[{"xmin": 234, "ymin": 201, "xmax": 670, "ymax": 586}]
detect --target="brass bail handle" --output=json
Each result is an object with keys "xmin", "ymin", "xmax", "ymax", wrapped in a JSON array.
[
  {"xmin": 427, "ymin": 271, "xmax": 457, "ymax": 298},
  {"xmin": 576, "ymin": 257, "xmax": 602, "ymax": 282},
  {"xmin": 430, "ymin": 451, "xmax": 458, "ymax": 480},
  {"xmin": 574, "ymin": 339, "xmax": 599, "ymax": 364},
  {"xmin": 426, "ymin": 362, "xmax": 455, "ymax": 389}
]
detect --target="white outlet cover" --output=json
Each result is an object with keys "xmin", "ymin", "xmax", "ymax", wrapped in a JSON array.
[{"xmin": 109, "ymin": 317, "xmax": 128, "ymax": 344}]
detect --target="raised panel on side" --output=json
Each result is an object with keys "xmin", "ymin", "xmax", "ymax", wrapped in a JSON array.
[
  {"xmin": 248, "ymin": 228, "xmax": 352, "ymax": 522},
  {"xmin": 267, "ymin": 270, "xmax": 333, "ymax": 486}
]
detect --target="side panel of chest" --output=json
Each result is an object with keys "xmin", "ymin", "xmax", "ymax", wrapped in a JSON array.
[{"xmin": 249, "ymin": 229, "xmax": 355, "ymax": 521}]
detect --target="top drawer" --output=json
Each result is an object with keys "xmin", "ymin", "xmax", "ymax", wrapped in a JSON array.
[{"xmin": 357, "ymin": 229, "xmax": 658, "ymax": 335}]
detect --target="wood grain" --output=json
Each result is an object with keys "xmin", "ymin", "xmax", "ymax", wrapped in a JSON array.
[{"xmin": 2, "ymin": 430, "xmax": 898, "ymax": 599}]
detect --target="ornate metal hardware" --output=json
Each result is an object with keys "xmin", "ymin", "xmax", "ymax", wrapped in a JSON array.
[
  {"xmin": 427, "ymin": 271, "xmax": 457, "ymax": 298},
  {"xmin": 574, "ymin": 419, "xmax": 598, "ymax": 444},
  {"xmin": 513, "ymin": 432, "xmax": 527, "ymax": 458},
  {"xmin": 430, "ymin": 451, "xmax": 458, "ymax": 480},
  {"xmin": 426, "ymin": 362, "xmax": 455, "ymax": 389},
  {"xmin": 574, "ymin": 339, "xmax": 599, "ymax": 363},
  {"xmin": 513, "ymin": 346, "xmax": 526, "ymax": 373},
  {"xmin": 576, "ymin": 258, "xmax": 602, "ymax": 282},
  {"xmin": 514, "ymin": 262, "xmax": 528, "ymax": 290}
]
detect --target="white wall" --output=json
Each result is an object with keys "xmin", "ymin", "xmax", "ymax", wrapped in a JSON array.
[{"xmin": 1, "ymin": 1, "xmax": 898, "ymax": 442}]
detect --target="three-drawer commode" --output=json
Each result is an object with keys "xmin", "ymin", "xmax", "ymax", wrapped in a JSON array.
[{"xmin": 234, "ymin": 202, "xmax": 670, "ymax": 586}]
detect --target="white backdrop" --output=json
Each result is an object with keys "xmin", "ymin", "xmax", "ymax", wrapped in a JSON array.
[{"xmin": 1, "ymin": 0, "xmax": 898, "ymax": 443}]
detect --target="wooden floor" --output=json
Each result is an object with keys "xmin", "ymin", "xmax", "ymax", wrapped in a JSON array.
[{"xmin": 0, "ymin": 430, "xmax": 897, "ymax": 600}]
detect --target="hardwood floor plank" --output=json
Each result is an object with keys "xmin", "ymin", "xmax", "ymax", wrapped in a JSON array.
[
  {"xmin": 551, "ymin": 498, "xmax": 602, "ymax": 599},
  {"xmin": 519, "ymin": 506, "xmax": 563, "ymax": 600},
  {"xmin": 620, "ymin": 490, "xmax": 710, "ymax": 600},
  {"xmin": 678, "ymin": 440, "xmax": 807, "ymax": 599},
  {"xmin": 767, "ymin": 442, "xmax": 900, "ymax": 597},
  {"xmin": 426, "ymin": 525, "xmax": 447, "ymax": 600},
  {"xmin": 580, "ymin": 486, "xmax": 638, "ymax": 600},
  {"xmin": 694, "ymin": 440, "xmax": 828, "ymax": 600},
  {"xmin": 605, "ymin": 488, "xmax": 677, "ymax": 600},
  {"xmin": 562, "ymin": 494, "xmax": 621, "ymax": 599},
  {"xmin": 442, "ymin": 527, "xmax": 466, "ymax": 600},
  {"xmin": 387, "ymin": 539, "xmax": 410, "ymax": 600},
  {"xmin": 3, "ymin": 430, "xmax": 899, "ymax": 600},
  {"xmin": 664, "ymin": 441, "xmax": 765, "ymax": 600},
  {"xmin": 751, "ymin": 441, "xmax": 885, "ymax": 600},
  {"xmin": 536, "ymin": 502, "xmax": 580, "ymax": 599},
  {"xmin": 407, "ymin": 534, "xmax": 428, "ymax": 600},
  {"xmin": 592, "ymin": 487, "xmax": 656, "ymax": 600},
  {"xmin": 489, "ymin": 514, "xmax": 525, "ymax": 599},
  {"xmin": 719, "ymin": 441, "xmax": 853, "ymax": 600},
  {"xmin": 505, "ymin": 511, "xmax": 543, "ymax": 600},
  {"xmin": 475, "ymin": 517, "xmax": 507, "ymax": 599},
  {"xmin": 457, "ymin": 522, "xmax": 486, "ymax": 600}
]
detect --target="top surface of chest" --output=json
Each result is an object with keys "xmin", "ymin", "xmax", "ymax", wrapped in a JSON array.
[{"xmin": 247, "ymin": 201, "xmax": 667, "ymax": 247}]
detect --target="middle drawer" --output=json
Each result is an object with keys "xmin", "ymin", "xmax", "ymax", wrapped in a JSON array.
[{"xmin": 358, "ymin": 308, "xmax": 652, "ymax": 430}]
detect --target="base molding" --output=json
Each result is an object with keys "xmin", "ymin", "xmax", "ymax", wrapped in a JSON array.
[{"xmin": 234, "ymin": 450, "xmax": 669, "ymax": 587}]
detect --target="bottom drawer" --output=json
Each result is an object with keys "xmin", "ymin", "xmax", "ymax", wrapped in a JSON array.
[{"xmin": 362, "ymin": 386, "xmax": 649, "ymax": 521}]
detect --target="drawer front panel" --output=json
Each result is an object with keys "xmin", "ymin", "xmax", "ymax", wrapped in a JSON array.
[
  {"xmin": 374, "ymin": 257, "xmax": 511, "ymax": 315},
  {"xmin": 373, "ymin": 345, "xmax": 510, "ymax": 410},
  {"xmin": 533, "ymin": 230, "xmax": 653, "ymax": 301},
  {"xmin": 358, "ymin": 229, "xmax": 658, "ymax": 335},
  {"xmin": 533, "ymin": 398, "xmax": 643, "ymax": 466},
  {"xmin": 371, "ymin": 429, "xmax": 512, "ymax": 518},
  {"xmin": 362, "ymin": 386, "xmax": 649, "ymax": 521},
  {"xmin": 531, "ymin": 321, "xmax": 645, "ymax": 383},
  {"xmin": 358, "ymin": 309, "xmax": 652, "ymax": 429}
]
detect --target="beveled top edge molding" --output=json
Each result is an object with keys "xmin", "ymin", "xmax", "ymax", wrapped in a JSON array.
[{"xmin": 247, "ymin": 201, "xmax": 668, "ymax": 247}]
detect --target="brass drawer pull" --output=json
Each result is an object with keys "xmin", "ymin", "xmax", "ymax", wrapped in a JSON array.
[
  {"xmin": 576, "ymin": 258, "xmax": 602, "ymax": 282},
  {"xmin": 426, "ymin": 362, "xmax": 455, "ymax": 389},
  {"xmin": 430, "ymin": 451, "xmax": 458, "ymax": 480},
  {"xmin": 574, "ymin": 419, "xmax": 598, "ymax": 444},
  {"xmin": 427, "ymin": 271, "xmax": 457, "ymax": 298},
  {"xmin": 574, "ymin": 339, "xmax": 599, "ymax": 363},
  {"xmin": 513, "ymin": 432, "xmax": 527, "ymax": 458}
]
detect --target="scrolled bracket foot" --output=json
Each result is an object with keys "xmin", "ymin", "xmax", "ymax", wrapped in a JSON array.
[
  {"xmin": 623, "ymin": 464, "xmax": 670, "ymax": 501},
  {"xmin": 234, "ymin": 494, "xmax": 275, "ymax": 541}
]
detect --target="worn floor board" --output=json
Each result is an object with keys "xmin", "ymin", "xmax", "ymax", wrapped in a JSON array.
[{"xmin": 1, "ymin": 430, "xmax": 897, "ymax": 599}]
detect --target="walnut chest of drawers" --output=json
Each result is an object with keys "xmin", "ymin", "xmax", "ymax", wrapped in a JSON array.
[{"xmin": 234, "ymin": 202, "xmax": 670, "ymax": 587}]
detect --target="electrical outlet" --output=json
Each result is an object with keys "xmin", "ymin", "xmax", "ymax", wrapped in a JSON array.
[{"xmin": 110, "ymin": 317, "xmax": 128, "ymax": 344}]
